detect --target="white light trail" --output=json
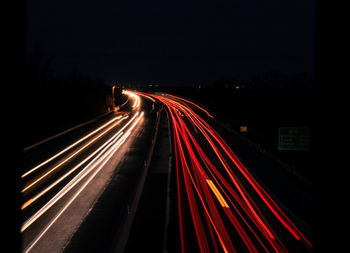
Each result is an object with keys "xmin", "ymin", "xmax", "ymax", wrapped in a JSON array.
[
  {"xmin": 21, "ymin": 131, "xmax": 124, "ymax": 210},
  {"xmin": 22, "ymin": 113, "xmax": 139, "ymax": 210},
  {"xmin": 22, "ymin": 115, "xmax": 124, "ymax": 178},
  {"xmin": 21, "ymin": 111, "xmax": 144, "ymax": 233},
  {"xmin": 22, "ymin": 115, "xmax": 129, "ymax": 193},
  {"xmin": 23, "ymin": 131, "xmax": 132, "ymax": 253},
  {"xmin": 122, "ymin": 90, "xmax": 141, "ymax": 109}
]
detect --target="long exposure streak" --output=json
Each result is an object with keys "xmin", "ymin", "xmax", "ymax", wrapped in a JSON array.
[
  {"xmin": 22, "ymin": 115, "xmax": 129, "ymax": 194},
  {"xmin": 22, "ymin": 115, "xmax": 124, "ymax": 178},
  {"xmin": 135, "ymin": 91, "xmax": 312, "ymax": 253},
  {"xmin": 206, "ymin": 179, "xmax": 229, "ymax": 208},
  {"xmin": 21, "ymin": 91, "xmax": 144, "ymax": 253},
  {"xmin": 22, "ymin": 111, "xmax": 143, "ymax": 232}
]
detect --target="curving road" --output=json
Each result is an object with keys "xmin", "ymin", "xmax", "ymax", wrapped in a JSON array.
[
  {"xmin": 21, "ymin": 90, "xmax": 312, "ymax": 253},
  {"xmin": 21, "ymin": 91, "xmax": 145, "ymax": 253}
]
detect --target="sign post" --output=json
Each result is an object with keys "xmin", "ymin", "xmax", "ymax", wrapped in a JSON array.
[{"xmin": 278, "ymin": 127, "xmax": 309, "ymax": 151}]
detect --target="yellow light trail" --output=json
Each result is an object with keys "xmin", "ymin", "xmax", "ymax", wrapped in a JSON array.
[{"xmin": 206, "ymin": 179, "xmax": 229, "ymax": 208}]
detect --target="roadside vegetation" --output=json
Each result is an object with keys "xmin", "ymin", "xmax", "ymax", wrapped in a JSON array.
[{"xmin": 23, "ymin": 46, "xmax": 112, "ymax": 147}]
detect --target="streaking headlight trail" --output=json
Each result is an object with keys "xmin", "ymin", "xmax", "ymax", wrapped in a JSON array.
[
  {"xmin": 21, "ymin": 91, "xmax": 144, "ymax": 253},
  {"xmin": 21, "ymin": 112, "xmax": 144, "ymax": 233}
]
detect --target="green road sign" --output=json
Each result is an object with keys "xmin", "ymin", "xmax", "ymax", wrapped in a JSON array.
[{"xmin": 278, "ymin": 127, "xmax": 309, "ymax": 150}]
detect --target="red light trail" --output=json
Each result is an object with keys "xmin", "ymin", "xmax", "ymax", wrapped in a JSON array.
[{"xmin": 136, "ymin": 92, "xmax": 312, "ymax": 253}]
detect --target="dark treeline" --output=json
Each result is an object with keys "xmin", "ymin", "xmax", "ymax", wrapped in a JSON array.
[
  {"xmin": 23, "ymin": 46, "xmax": 112, "ymax": 148},
  {"xmin": 142, "ymin": 72, "xmax": 314, "ymax": 181}
]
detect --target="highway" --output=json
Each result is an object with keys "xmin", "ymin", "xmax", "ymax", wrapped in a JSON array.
[
  {"xmin": 21, "ymin": 90, "xmax": 148, "ymax": 253},
  {"xmin": 21, "ymin": 90, "xmax": 312, "ymax": 253},
  {"xmin": 136, "ymin": 92, "xmax": 313, "ymax": 253}
]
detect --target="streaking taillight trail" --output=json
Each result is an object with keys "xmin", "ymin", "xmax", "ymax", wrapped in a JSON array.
[{"xmin": 135, "ymin": 91, "xmax": 312, "ymax": 253}]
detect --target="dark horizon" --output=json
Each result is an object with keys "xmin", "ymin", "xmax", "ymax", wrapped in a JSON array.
[{"xmin": 26, "ymin": 0, "xmax": 315, "ymax": 87}]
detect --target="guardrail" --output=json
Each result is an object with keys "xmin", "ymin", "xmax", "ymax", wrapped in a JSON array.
[{"xmin": 23, "ymin": 111, "xmax": 116, "ymax": 152}]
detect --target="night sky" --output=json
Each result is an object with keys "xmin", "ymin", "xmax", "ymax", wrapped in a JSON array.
[{"xmin": 26, "ymin": 0, "xmax": 315, "ymax": 86}]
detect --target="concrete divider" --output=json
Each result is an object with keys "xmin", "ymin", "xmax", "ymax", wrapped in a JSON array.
[{"xmin": 112, "ymin": 107, "xmax": 163, "ymax": 253}]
